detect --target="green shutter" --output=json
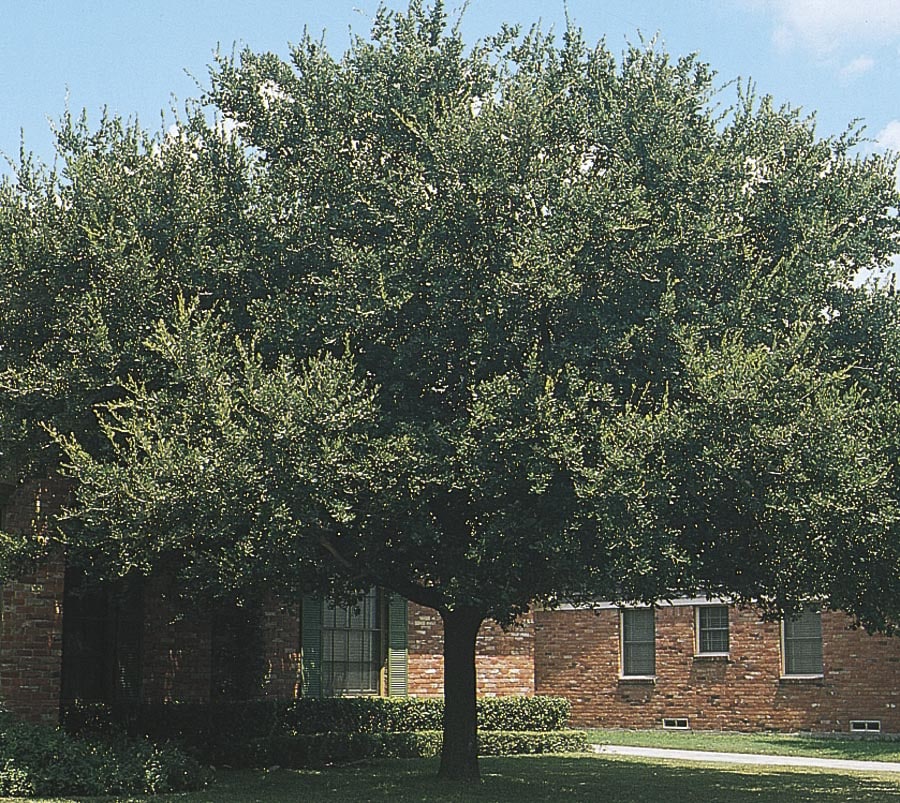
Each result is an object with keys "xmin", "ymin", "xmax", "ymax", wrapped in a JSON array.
[
  {"xmin": 387, "ymin": 594, "xmax": 408, "ymax": 697},
  {"xmin": 301, "ymin": 594, "xmax": 323, "ymax": 698}
]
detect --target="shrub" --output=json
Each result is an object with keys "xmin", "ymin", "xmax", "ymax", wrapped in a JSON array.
[
  {"xmin": 0, "ymin": 720, "xmax": 207, "ymax": 797},
  {"xmin": 477, "ymin": 697, "xmax": 570, "ymax": 731},
  {"xmin": 135, "ymin": 699, "xmax": 283, "ymax": 744},
  {"xmin": 252, "ymin": 730, "xmax": 445, "ymax": 767},
  {"xmin": 246, "ymin": 728, "xmax": 585, "ymax": 767},
  {"xmin": 283, "ymin": 696, "xmax": 570, "ymax": 734},
  {"xmin": 94, "ymin": 700, "xmax": 284, "ymax": 766},
  {"xmin": 283, "ymin": 697, "xmax": 445, "ymax": 734},
  {"xmin": 477, "ymin": 729, "xmax": 588, "ymax": 755},
  {"xmin": 60, "ymin": 700, "xmax": 124, "ymax": 737},
  {"xmin": 63, "ymin": 696, "xmax": 573, "ymax": 767}
]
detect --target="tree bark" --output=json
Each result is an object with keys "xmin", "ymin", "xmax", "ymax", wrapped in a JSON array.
[{"xmin": 437, "ymin": 606, "xmax": 484, "ymax": 782}]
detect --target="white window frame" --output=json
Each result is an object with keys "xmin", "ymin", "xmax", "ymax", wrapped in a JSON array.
[
  {"xmin": 695, "ymin": 604, "xmax": 730, "ymax": 657},
  {"xmin": 620, "ymin": 607, "xmax": 656, "ymax": 679},
  {"xmin": 781, "ymin": 608, "xmax": 824, "ymax": 678},
  {"xmin": 321, "ymin": 588, "xmax": 384, "ymax": 696},
  {"xmin": 850, "ymin": 720, "xmax": 881, "ymax": 733}
]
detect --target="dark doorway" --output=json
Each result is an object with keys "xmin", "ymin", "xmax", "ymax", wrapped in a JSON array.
[
  {"xmin": 61, "ymin": 567, "xmax": 144, "ymax": 715},
  {"xmin": 210, "ymin": 596, "xmax": 266, "ymax": 700}
]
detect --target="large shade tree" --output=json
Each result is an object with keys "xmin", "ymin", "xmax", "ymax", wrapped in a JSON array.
[{"xmin": 2, "ymin": 2, "xmax": 900, "ymax": 781}]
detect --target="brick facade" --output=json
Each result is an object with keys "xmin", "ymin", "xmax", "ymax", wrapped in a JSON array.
[
  {"xmin": 139, "ymin": 575, "xmax": 213, "ymax": 703},
  {"xmin": 258, "ymin": 600, "xmax": 301, "ymax": 698},
  {"xmin": 535, "ymin": 604, "xmax": 900, "ymax": 733},
  {"xmin": 138, "ymin": 591, "xmax": 301, "ymax": 703},
  {"xmin": 407, "ymin": 602, "xmax": 535, "ymax": 697},
  {"xmin": 0, "ymin": 480, "xmax": 69, "ymax": 723},
  {"xmin": 3, "ymin": 481, "xmax": 899, "ymax": 733}
]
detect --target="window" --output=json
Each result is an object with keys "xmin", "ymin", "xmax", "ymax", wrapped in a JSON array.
[
  {"xmin": 301, "ymin": 590, "xmax": 408, "ymax": 698},
  {"xmin": 321, "ymin": 588, "xmax": 383, "ymax": 695},
  {"xmin": 621, "ymin": 608, "xmax": 655, "ymax": 677},
  {"xmin": 696, "ymin": 605, "xmax": 729, "ymax": 655},
  {"xmin": 60, "ymin": 568, "xmax": 143, "ymax": 710},
  {"xmin": 782, "ymin": 609, "xmax": 823, "ymax": 676},
  {"xmin": 0, "ymin": 483, "xmax": 12, "ymax": 531}
]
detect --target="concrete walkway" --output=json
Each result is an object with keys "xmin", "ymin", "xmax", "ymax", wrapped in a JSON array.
[{"xmin": 592, "ymin": 744, "xmax": 900, "ymax": 773}]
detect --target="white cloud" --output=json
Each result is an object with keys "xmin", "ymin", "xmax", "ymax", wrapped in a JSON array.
[
  {"xmin": 749, "ymin": 1, "xmax": 900, "ymax": 53},
  {"xmin": 876, "ymin": 120, "xmax": 900, "ymax": 152},
  {"xmin": 839, "ymin": 55, "xmax": 875, "ymax": 80}
]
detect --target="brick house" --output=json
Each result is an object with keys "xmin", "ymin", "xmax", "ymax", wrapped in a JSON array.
[
  {"xmin": 534, "ymin": 603, "xmax": 900, "ymax": 734},
  {"xmin": 0, "ymin": 479, "xmax": 537, "ymax": 723},
  {"xmin": 1, "ymin": 479, "xmax": 898, "ymax": 734}
]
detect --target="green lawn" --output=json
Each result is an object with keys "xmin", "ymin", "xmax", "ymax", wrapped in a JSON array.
[
  {"xmin": 585, "ymin": 728, "xmax": 900, "ymax": 762},
  {"xmin": 7, "ymin": 755, "xmax": 900, "ymax": 803}
]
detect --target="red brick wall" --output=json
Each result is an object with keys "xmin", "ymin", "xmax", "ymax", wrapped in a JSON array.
[
  {"xmin": 140, "ymin": 575, "xmax": 213, "ymax": 703},
  {"xmin": 5, "ymin": 476, "xmax": 896, "ymax": 736},
  {"xmin": 0, "ymin": 480, "xmax": 70, "ymax": 723},
  {"xmin": 535, "ymin": 605, "xmax": 900, "ymax": 734},
  {"xmin": 113, "ymin": 578, "xmax": 303, "ymax": 704},
  {"xmin": 129, "ymin": 588, "xmax": 301, "ymax": 704},
  {"xmin": 407, "ymin": 603, "xmax": 535, "ymax": 697},
  {"xmin": 259, "ymin": 600, "xmax": 301, "ymax": 698}
]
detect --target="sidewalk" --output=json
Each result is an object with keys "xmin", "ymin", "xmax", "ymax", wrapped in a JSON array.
[{"xmin": 592, "ymin": 744, "xmax": 900, "ymax": 773}]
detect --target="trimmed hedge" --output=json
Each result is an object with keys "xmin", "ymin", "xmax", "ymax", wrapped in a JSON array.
[
  {"xmin": 280, "ymin": 696, "xmax": 571, "ymax": 734},
  {"xmin": 284, "ymin": 697, "xmax": 442, "ymax": 733},
  {"xmin": 249, "ymin": 729, "xmax": 588, "ymax": 768},
  {"xmin": 63, "ymin": 696, "xmax": 574, "ymax": 767},
  {"xmin": 477, "ymin": 729, "xmax": 588, "ymax": 755},
  {"xmin": 250, "ymin": 730, "xmax": 443, "ymax": 767},
  {"xmin": 478, "ymin": 697, "xmax": 571, "ymax": 732},
  {"xmin": 0, "ymin": 719, "xmax": 207, "ymax": 798}
]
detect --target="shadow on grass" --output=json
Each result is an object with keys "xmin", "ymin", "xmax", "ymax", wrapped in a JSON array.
[{"xmin": 153, "ymin": 754, "xmax": 900, "ymax": 803}]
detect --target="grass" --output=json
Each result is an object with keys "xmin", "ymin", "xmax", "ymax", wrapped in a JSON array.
[
  {"xmin": 6, "ymin": 755, "xmax": 900, "ymax": 803},
  {"xmin": 585, "ymin": 728, "xmax": 900, "ymax": 762}
]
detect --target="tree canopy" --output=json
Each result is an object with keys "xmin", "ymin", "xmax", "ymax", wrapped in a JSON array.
[{"xmin": 2, "ymin": 1, "xmax": 900, "ymax": 781}]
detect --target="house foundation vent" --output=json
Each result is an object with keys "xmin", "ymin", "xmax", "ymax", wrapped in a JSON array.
[
  {"xmin": 849, "ymin": 720, "xmax": 881, "ymax": 733},
  {"xmin": 662, "ymin": 718, "xmax": 689, "ymax": 730}
]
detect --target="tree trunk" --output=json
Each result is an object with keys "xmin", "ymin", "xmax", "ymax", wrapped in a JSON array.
[{"xmin": 437, "ymin": 606, "xmax": 484, "ymax": 782}]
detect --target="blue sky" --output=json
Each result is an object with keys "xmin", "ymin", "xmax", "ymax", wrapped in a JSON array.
[{"xmin": 2, "ymin": 0, "xmax": 899, "ymax": 172}]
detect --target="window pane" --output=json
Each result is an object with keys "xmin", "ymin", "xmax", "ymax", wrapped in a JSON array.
[
  {"xmin": 698, "ymin": 606, "xmax": 730, "ymax": 653},
  {"xmin": 322, "ymin": 589, "xmax": 382, "ymax": 694},
  {"xmin": 623, "ymin": 608, "xmax": 653, "ymax": 640},
  {"xmin": 348, "ymin": 630, "xmax": 365, "ymax": 662},
  {"xmin": 783, "ymin": 610, "xmax": 823, "ymax": 675},
  {"xmin": 622, "ymin": 609, "xmax": 655, "ymax": 676}
]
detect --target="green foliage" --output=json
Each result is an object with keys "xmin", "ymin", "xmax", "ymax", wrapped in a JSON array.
[
  {"xmin": 585, "ymin": 729, "xmax": 900, "ymax": 761},
  {"xmin": 115, "ymin": 757, "xmax": 900, "ymax": 803},
  {"xmin": 284, "ymin": 695, "xmax": 569, "ymax": 733},
  {"xmin": 3, "ymin": 0, "xmax": 900, "ymax": 779},
  {"xmin": 61, "ymin": 700, "xmax": 126, "ymax": 737},
  {"xmin": 0, "ymin": 719, "xmax": 206, "ymax": 797},
  {"xmin": 15, "ymin": 0, "xmax": 893, "ymax": 627},
  {"xmin": 249, "ymin": 730, "xmax": 443, "ymax": 767},
  {"xmin": 62, "ymin": 696, "xmax": 570, "ymax": 765},
  {"xmin": 82, "ymin": 700, "xmax": 284, "ymax": 767},
  {"xmin": 477, "ymin": 697, "xmax": 570, "ymax": 732},
  {"xmin": 248, "ymin": 729, "xmax": 586, "ymax": 767},
  {"xmin": 284, "ymin": 697, "xmax": 443, "ymax": 734},
  {"xmin": 476, "ymin": 729, "xmax": 588, "ymax": 755}
]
